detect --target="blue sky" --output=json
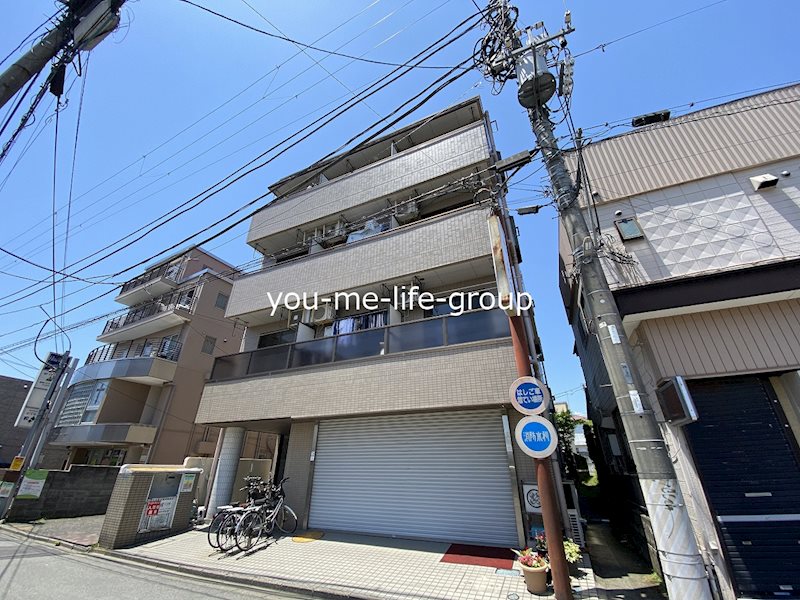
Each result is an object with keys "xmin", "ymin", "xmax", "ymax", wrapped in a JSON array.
[{"xmin": 0, "ymin": 0, "xmax": 797, "ymax": 414}]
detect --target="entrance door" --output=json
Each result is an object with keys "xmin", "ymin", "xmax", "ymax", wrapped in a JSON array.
[
  {"xmin": 685, "ymin": 376, "xmax": 800, "ymax": 598},
  {"xmin": 308, "ymin": 410, "xmax": 520, "ymax": 547}
]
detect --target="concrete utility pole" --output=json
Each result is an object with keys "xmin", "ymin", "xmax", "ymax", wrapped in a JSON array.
[
  {"xmin": 477, "ymin": 2, "xmax": 713, "ymax": 597},
  {"xmin": 1, "ymin": 351, "xmax": 71, "ymax": 520},
  {"xmin": 0, "ymin": 0, "xmax": 124, "ymax": 111}
]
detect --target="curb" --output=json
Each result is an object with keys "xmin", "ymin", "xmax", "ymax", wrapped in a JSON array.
[
  {"xmin": 0, "ymin": 523, "xmax": 93, "ymax": 553},
  {"xmin": 1, "ymin": 523, "xmax": 365, "ymax": 599},
  {"xmin": 95, "ymin": 547, "xmax": 359, "ymax": 599}
]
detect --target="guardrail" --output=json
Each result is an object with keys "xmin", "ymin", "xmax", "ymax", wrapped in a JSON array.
[
  {"xmin": 102, "ymin": 288, "xmax": 195, "ymax": 335},
  {"xmin": 86, "ymin": 338, "xmax": 183, "ymax": 365},
  {"xmin": 211, "ymin": 308, "xmax": 510, "ymax": 381}
]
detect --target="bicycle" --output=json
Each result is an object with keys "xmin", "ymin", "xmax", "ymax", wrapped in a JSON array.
[
  {"xmin": 207, "ymin": 476, "xmax": 267, "ymax": 549},
  {"xmin": 234, "ymin": 477, "xmax": 297, "ymax": 552}
]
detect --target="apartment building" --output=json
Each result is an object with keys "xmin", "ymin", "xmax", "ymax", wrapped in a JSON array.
[
  {"xmin": 42, "ymin": 246, "xmax": 248, "ymax": 469},
  {"xmin": 559, "ymin": 85, "xmax": 800, "ymax": 598},
  {"xmin": 197, "ymin": 98, "xmax": 548, "ymax": 548}
]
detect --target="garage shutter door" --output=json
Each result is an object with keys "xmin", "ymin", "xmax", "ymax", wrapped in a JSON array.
[{"xmin": 308, "ymin": 410, "xmax": 520, "ymax": 547}]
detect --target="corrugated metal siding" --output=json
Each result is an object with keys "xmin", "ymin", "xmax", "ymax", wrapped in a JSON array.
[
  {"xmin": 308, "ymin": 410, "xmax": 519, "ymax": 546},
  {"xmin": 640, "ymin": 299, "xmax": 800, "ymax": 380},
  {"xmin": 570, "ymin": 85, "xmax": 800, "ymax": 202}
]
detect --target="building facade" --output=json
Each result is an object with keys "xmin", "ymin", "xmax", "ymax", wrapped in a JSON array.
[
  {"xmin": 198, "ymin": 98, "xmax": 549, "ymax": 547},
  {"xmin": 559, "ymin": 85, "xmax": 800, "ymax": 598},
  {"xmin": 42, "ymin": 246, "xmax": 247, "ymax": 468},
  {"xmin": 0, "ymin": 375, "xmax": 32, "ymax": 467}
]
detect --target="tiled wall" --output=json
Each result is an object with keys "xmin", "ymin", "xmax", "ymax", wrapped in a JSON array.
[
  {"xmin": 196, "ymin": 339, "xmax": 517, "ymax": 424},
  {"xmin": 228, "ymin": 206, "xmax": 492, "ymax": 319},
  {"xmin": 247, "ymin": 122, "xmax": 491, "ymax": 244},
  {"xmin": 589, "ymin": 157, "xmax": 800, "ymax": 288}
]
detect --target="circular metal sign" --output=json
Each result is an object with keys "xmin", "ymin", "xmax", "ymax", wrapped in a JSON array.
[
  {"xmin": 509, "ymin": 376, "xmax": 550, "ymax": 415},
  {"xmin": 514, "ymin": 415, "xmax": 558, "ymax": 459}
]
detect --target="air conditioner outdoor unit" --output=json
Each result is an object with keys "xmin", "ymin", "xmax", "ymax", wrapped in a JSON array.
[
  {"xmin": 311, "ymin": 304, "xmax": 336, "ymax": 324},
  {"xmin": 320, "ymin": 219, "xmax": 348, "ymax": 245},
  {"xmin": 394, "ymin": 200, "xmax": 419, "ymax": 224},
  {"xmin": 286, "ymin": 309, "xmax": 304, "ymax": 329}
]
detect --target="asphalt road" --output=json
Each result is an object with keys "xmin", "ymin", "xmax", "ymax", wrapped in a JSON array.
[{"xmin": 0, "ymin": 530, "xmax": 313, "ymax": 600}]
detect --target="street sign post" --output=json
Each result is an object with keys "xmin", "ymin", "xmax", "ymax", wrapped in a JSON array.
[
  {"xmin": 515, "ymin": 415, "xmax": 558, "ymax": 459},
  {"xmin": 509, "ymin": 376, "xmax": 550, "ymax": 415}
]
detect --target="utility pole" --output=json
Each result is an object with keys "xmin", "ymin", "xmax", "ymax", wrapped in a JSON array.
[
  {"xmin": 477, "ymin": 2, "xmax": 713, "ymax": 597},
  {"xmin": 0, "ymin": 0, "xmax": 124, "ymax": 111},
  {"xmin": 1, "ymin": 351, "xmax": 71, "ymax": 520}
]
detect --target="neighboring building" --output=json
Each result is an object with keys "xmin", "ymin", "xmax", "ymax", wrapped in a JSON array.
[
  {"xmin": 42, "ymin": 246, "xmax": 248, "ymax": 468},
  {"xmin": 197, "ymin": 98, "xmax": 547, "ymax": 548},
  {"xmin": 559, "ymin": 85, "xmax": 800, "ymax": 598},
  {"xmin": 0, "ymin": 375, "xmax": 32, "ymax": 467}
]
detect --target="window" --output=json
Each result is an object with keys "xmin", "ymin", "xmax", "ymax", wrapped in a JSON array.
[
  {"xmin": 215, "ymin": 292, "xmax": 229, "ymax": 310},
  {"xmin": 80, "ymin": 380, "xmax": 109, "ymax": 424},
  {"xmin": 257, "ymin": 329, "xmax": 297, "ymax": 349},
  {"xmin": 614, "ymin": 217, "xmax": 645, "ymax": 241},
  {"xmin": 201, "ymin": 335, "xmax": 217, "ymax": 355},
  {"xmin": 323, "ymin": 310, "xmax": 387, "ymax": 337}
]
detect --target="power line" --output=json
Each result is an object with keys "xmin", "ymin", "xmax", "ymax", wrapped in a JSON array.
[
  {"xmin": 0, "ymin": 0, "xmax": 453, "ymax": 276},
  {"xmin": 572, "ymin": 0, "xmax": 731, "ymax": 58},
  {"xmin": 176, "ymin": 0, "xmax": 468, "ymax": 70},
  {"xmin": 0, "ymin": 12, "xmax": 482, "ymax": 310}
]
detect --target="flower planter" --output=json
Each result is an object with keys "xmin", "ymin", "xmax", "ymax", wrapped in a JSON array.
[{"xmin": 519, "ymin": 562, "xmax": 548, "ymax": 594}]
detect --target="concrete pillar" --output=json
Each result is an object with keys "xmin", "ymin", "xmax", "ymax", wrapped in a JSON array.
[
  {"xmin": 206, "ymin": 426, "xmax": 245, "ymax": 517},
  {"xmin": 125, "ymin": 446, "xmax": 143, "ymax": 464}
]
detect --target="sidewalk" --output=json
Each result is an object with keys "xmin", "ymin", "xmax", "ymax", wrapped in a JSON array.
[
  {"xmin": 114, "ymin": 527, "xmax": 602, "ymax": 600},
  {"xmin": 2, "ymin": 517, "xmax": 605, "ymax": 599}
]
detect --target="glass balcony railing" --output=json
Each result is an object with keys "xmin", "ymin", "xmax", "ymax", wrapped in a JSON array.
[
  {"xmin": 210, "ymin": 308, "xmax": 510, "ymax": 381},
  {"xmin": 86, "ymin": 338, "xmax": 183, "ymax": 365}
]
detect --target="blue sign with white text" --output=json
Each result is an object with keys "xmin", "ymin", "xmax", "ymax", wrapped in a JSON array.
[
  {"xmin": 519, "ymin": 420, "xmax": 554, "ymax": 454},
  {"xmin": 515, "ymin": 381, "xmax": 545, "ymax": 411}
]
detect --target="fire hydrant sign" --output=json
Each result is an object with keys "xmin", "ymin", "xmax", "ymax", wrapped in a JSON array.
[
  {"xmin": 146, "ymin": 500, "xmax": 161, "ymax": 516},
  {"xmin": 515, "ymin": 416, "xmax": 558, "ymax": 459},
  {"xmin": 509, "ymin": 376, "xmax": 550, "ymax": 415}
]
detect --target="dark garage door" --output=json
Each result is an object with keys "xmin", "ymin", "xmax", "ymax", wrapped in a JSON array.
[{"xmin": 685, "ymin": 376, "xmax": 800, "ymax": 598}]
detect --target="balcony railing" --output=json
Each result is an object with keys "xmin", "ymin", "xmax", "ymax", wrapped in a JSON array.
[
  {"xmin": 86, "ymin": 338, "xmax": 183, "ymax": 365},
  {"xmin": 211, "ymin": 308, "xmax": 511, "ymax": 382},
  {"xmin": 102, "ymin": 288, "xmax": 195, "ymax": 336},
  {"xmin": 119, "ymin": 260, "xmax": 184, "ymax": 295}
]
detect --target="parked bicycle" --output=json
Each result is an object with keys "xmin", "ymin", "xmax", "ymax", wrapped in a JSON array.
[
  {"xmin": 234, "ymin": 476, "xmax": 297, "ymax": 552},
  {"xmin": 207, "ymin": 476, "xmax": 267, "ymax": 550}
]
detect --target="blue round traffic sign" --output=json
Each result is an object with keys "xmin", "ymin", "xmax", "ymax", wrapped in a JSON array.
[
  {"xmin": 509, "ymin": 377, "xmax": 550, "ymax": 415},
  {"xmin": 514, "ymin": 416, "xmax": 558, "ymax": 458}
]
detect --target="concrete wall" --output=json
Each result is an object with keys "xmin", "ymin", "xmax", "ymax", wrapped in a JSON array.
[
  {"xmin": 281, "ymin": 421, "xmax": 316, "ymax": 528},
  {"xmin": 247, "ymin": 122, "xmax": 491, "ymax": 244},
  {"xmin": 98, "ymin": 380, "xmax": 150, "ymax": 423},
  {"xmin": 6, "ymin": 465, "xmax": 120, "ymax": 522},
  {"xmin": 197, "ymin": 339, "xmax": 516, "ymax": 425},
  {"xmin": 228, "ymin": 207, "xmax": 493, "ymax": 319},
  {"xmin": 0, "ymin": 375, "xmax": 30, "ymax": 466}
]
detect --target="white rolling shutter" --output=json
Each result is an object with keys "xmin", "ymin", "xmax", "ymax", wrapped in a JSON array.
[{"xmin": 308, "ymin": 410, "xmax": 519, "ymax": 547}]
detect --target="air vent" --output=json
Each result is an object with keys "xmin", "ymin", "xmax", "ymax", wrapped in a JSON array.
[{"xmin": 749, "ymin": 174, "xmax": 779, "ymax": 191}]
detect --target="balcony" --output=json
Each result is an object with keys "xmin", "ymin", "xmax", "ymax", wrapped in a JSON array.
[
  {"xmin": 49, "ymin": 423, "xmax": 158, "ymax": 447},
  {"xmin": 72, "ymin": 339, "xmax": 182, "ymax": 386},
  {"xmin": 247, "ymin": 121, "xmax": 491, "ymax": 246},
  {"xmin": 211, "ymin": 308, "xmax": 510, "ymax": 381},
  {"xmin": 227, "ymin": 207, "xmax": 493, "ymax": 322},
  {"xmin": 98, "ymin": 290, "xmax": 194, "ymax": 344},
  {"xmin": 115, "ymin": 261, "xmax": 185, "ymax": 306}
]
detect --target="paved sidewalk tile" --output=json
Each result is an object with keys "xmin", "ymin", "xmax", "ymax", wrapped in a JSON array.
[{"xmin": 118, "ymin": 529, "xmax": 603, "ymax": 600}]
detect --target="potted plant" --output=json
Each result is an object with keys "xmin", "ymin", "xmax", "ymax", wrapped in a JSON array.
[
  {"xmin": 531, "ymin": 532, "xmax": 583, "ymax": 576},
  {"xmin": 512, "ymin": 548, "xmax": 549, "ymax": 594}
]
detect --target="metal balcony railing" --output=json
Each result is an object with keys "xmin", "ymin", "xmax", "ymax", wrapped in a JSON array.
[
  {"xmin": 118, "ymin": 259, "xmax": 185, "ymax": 295},
  {"xmin": 210, "ymin": 308, "xmax": 511, "ymax": 382},
  {"xmin": 102, "ymin": 288, "xmax": 196, "ymax": 335},
  {"xmin": 86, "ymin": 337, "xmax": 183, "ymax": 365}
]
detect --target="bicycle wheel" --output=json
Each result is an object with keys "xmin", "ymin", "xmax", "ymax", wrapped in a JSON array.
[
  {"xmin": 276, "ymin": 504, "xmax": 298, "ymax": 535},
  {"xmin": 217, "ymin": 512, "xmax": 240, "ymax": 552},
  {"xmin": 207, "ymin": 511, "xmax": 227, "ymax": 548},
  {"xmin": 235, "ymin": 511, "xmax": 265, "ymax": 552}
]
